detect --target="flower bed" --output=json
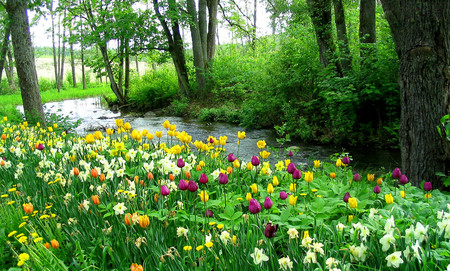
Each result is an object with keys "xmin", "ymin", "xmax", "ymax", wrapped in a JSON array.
[{"xmin": 0, "ymin": 117, "xmax": 449, "ymax": 270}]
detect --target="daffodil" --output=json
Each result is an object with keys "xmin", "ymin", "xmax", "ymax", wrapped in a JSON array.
[
  {"xmin": 250, "ymin": 247, "xmax": 269, "ymax": 266},
  {"xmin": 386, "ymin": 251, "xmax": 404, "ymax": 268}
]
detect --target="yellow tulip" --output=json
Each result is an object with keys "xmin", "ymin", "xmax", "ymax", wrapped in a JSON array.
[
  {"xmin": 246, "ymin": 192, "xmax": 252, "ymax": 201},
  {"xmin": 238, "ymin": 131, "xmax": 246, "ymax": 139},
  {"xmin": 367, "ymin": 174, "xmax": 375, "ymax": 181},
  {"xmin": 348, "ymin": 197, "xmax": 358, "ymax": 209},
  {"xmin": 289, "ymin": 195, "xmax": 298, "ymax": 206},
  {"xmin": 400, "ymin": 191, "xmax": 405, "ymax": 198},
  {"xmin": 304, "ymin": 171, "xmax": 313, "ymax": 183},
  {"xmin": 123, "ymin": 122, "xmax": 131, "ymax": 130},
  {"xmin": 289, "ymin": 183, "xmax": 297, "ymax": 192},
  {"xmin": 198, "ymin": 191, "xmax": 209, "ymax": 203},
  {"xmin": 250, "ymin": 183, "xmax": 258, "ymax": 194},
  {"xmin": 246, "ymin": 162, "xmax": 253, "ymax": 171},
  {"xmin": 106, "ymin": 128, "xmax": 114, "ymax": 135},
  {"xmin": 162, "ymin": 120, "xmax": 170, "ymax": 129},
  {"xmin": 272, "ymin": 176, "xmax": 279, "ymax": 186},
  {"xmin": 85, "ymin": 134, "xmax": 95, "ymax": 144},
  {"xmin": 256, "ymin": 140, "xmax": 266, "ymax": 149},
  {"xmin": 284, "ymin": 159, "xmax": 291, "ymax": 167},
  {"xmin": 233, "ymin": 159, "xmax": 240, "ymax": 168},
  {"xmin": 260, "ymin": 150, "xmax": 270, "ymax": 159},
  {"xmin": 219, "ymin": 136, "xmax": 227, "ymax": 146},
  {"xmin": 385, "ymin": 193, "xmax": 394, "ymax": 204},
  {"xmin": 313, "ymin": 160, "xmax": 321, "ymax": 168},
  {"xmin": 155, "ymin": 131, "xmax": 163, "ymax": 138},
  {"xmin": 336, "ymin": 159, "xmax": 342, "ymax": 167},
  {"xmin": 267, "ymin": 183, "xmax": 274, "ymax": 194},
  {"xmin": 169, "ymin": 124, "xmax": 176, "ymax": 131},
  {"xmin": 115, "ymin": 119, "xmax": 124, "ymax": 127},
  {"xmin": 348, "ymin": 215, "xmax": 354, "ymax": 222}
]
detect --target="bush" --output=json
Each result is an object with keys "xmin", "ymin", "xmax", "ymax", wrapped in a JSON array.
[{"xmin": 38, "ymin": 77, "xmax": 56, "ymax": 92}]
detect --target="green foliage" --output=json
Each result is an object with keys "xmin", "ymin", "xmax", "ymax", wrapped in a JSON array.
[
  {"xmin": 38, "ymin": 78, "xmax": 56, "ymax": 92},
  {"xmin": 127, "ymin": 67, "xmax": 178, "ymax": 111}
]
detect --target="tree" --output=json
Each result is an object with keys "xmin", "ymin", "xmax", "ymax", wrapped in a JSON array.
[
  {"xmin": 333, "ymin": 0, "xmax": 351, "ymax": 72},
  {"xmin": 5, "ymin": 0, "xmax": 45, "ymax": 123},
  {"xmin": 359, "ymin": 0, "xmax": 376, "ymax": 62},
  {"xmin": 380, "ymin": 0, "xmax": 449, "ymax": 188}
]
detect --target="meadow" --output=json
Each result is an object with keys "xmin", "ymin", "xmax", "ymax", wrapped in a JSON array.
[{"xmin": 0, "ymin": 117, "xmax": 449, "ymax": 270}]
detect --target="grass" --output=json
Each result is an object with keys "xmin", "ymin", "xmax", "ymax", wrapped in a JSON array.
[{"xmin": 0, "ymin": 85, "xmax": 109, "ymax": 122}]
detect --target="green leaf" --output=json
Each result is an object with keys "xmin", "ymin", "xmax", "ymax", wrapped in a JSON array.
[
  {"xmin": 103, "ymin": 212, "xmax": 112, "ymax": 218},
  {"xmin": 224, "ymin": 205, "xmax": 234, "ymax": 217},
  {"xmin": 280, "ymin": 206, "xmax": 292, "ymax": 222}
]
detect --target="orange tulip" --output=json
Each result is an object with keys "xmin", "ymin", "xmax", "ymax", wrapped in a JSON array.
[
  {"xmin": 23, "ymin": 203, "xmax": 33, "ymax": 214},
  {"xmin": 130, "ymin": 263, "xmax": 144, "ymax": 271},
  {"xmin": 140, "ymin": 180, "xmax": 144, "ymax": 187},
  {"xmin": 169, "ymin": 174, "xmax": 175, "ymax": 181},
  {"xmin": 147, "ymin": 172, "xmax": 154, "ymax": 180},
  {"xmin": 139, "ymin": 215, "xmax": 150, "ymax": 228},
  {"xmin": 1, "ymin": 134, "xmax": 6, "ymax": 140},
  {"xmin": 196, "ymin": 165, "xmax": 202, "ymax": 171},
  {"xmin": 184, "ymin": 171, "xmax": 191, "ymax": 179},
  {"xmin": 99, "ymin": 173, "xmax": 106, "ymax": 182},
  {"xmin": 227, "ymin": 167, "xmax": 233, "ymax": 175},
  {"xmin": 15, "ymin": 136, "xmax": 20, "ymax": 142},
  {"xmin": 92, "ymin": 195, "xmax": 100, "ymax": 205},
  {"xmin": 134, "ymin": 175, "xmax": 140, "ymax": 183},
  {"xmin": 330, "ymin": 172, "xmax": 336, "ymax": 179},
  {"xmin": 44, "ymin": 242, "xmax": 50, "ymax": 249},
  {"xmin": 50, "ymin": 239, "xmax": 59, "ymax": 249},
  {"xmin": 0, "ymin": 160, "xmax": 5, "ymax": 167},
  {"xmin": 124, "ymin": 213, "xmax": 133, "ymax": 226},
  {"xmin": 73, "ymin": 167, "xmax": 80, "ymax": 176},
  {"xmin": 377, "ymin": 178, "xmax": 383, "ymax": 185},
  {"xmin": 91, "ymin": 168, "xmax": 98, "ymax": 178},
  {"xmin": 154, "ymin": 193, "xmax": 159, "ymax": 202}
]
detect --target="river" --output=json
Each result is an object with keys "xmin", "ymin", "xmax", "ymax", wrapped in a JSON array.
[{"xmin": 20, "ymin": 97, "xmax": 401, "ymax": 171}]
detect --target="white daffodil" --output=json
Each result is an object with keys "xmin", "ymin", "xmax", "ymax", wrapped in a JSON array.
[
  {"xmin": 386, "ymin": 251, "xmax": 404, "ymax": 268},
  {"xmin": 326, "ymin": 257, "xmax": 340, "ymax": 269},
  {"xmin": 385, "ymin": 215, "xmax": 395, "ymax": 233},
  {"xmin": 287, "ymin": 228, "xmax": 299, "ymax": 239},
  {"xmin": 414, "ymin": 222, "xmax": 428, "ymax": 243},
  {"xmin": 380, "ymin": 233, "xmax": 396, "ymax": 252},
  {"xmin": 219, "ymin": 231, "xmax": 231, "ymax": 245},
  {"xmin": 112, "ymin": 202, "xmax": 127, "ymax": 215},
  {"xmin": 278, "ymin": 256, "xmax": 293, "ymax": 270},
  {"xmin": 176, "ymin": 227, "xmax": 189, "ymax": 238},
  {"xmin": 250, "ymin": 247, "xmax": 269, "ymax": 266},
  {"xmin": 303, "ymin": 250, "xmax": 317, "ymax": 264}
]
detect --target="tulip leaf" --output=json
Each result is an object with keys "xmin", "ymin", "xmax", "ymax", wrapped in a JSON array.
[
  {"xmin": 224, "ymin": 205, "xmax": 234, "ymax": 217},
  {"xmin": 280, "ymin": 206, "xmax": 292, "ymax": 222},
  {"xmin": 231, "ymin": 211, "xmax": 243, "ymax": 220}
]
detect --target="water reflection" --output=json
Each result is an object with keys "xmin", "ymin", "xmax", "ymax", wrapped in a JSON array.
[{"xmin": 18, "ymin": 97, "xmax": 400, "ymax": 170}]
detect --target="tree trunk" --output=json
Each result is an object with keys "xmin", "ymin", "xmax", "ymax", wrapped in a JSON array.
[
  {"xmin": 6, "ymin": 47, "xmax": 16, "ymax": 91},
  {"xmin": 69, "ymin": 29, "xmax": 76, "ymax": 88},
  {"xmin": 206, "ymin": 0, "xmax": 218, "ymax": 64},
  {"xmin": 0, "ymin": 23, "xmax": 11, "ymax": 82},
  {"xmin": 380, "ymin": 0, "xmax": 450, "ymax": 188},
  {"xmin": 198, "ymin": 0, "xmax": 208, "ymax": 61},
  {"xmin": 135, "ymin": 55, "xmax": 139, "ymax": 75},
  {"xmin": 6, "ymin": 0, "xmax": 45, "ymax": 124},
  {"xmin": 117, "ymin": 39, "xmax": 124, "ymax": 95},
  {"xmin": 187, "ymin": 0, "xmax": 207, "ymax": 95},
  {"xmin": 124, "ymin": 40, "xmax": 130, "ymax": 99},
  {"xmin": 99, "ymin": 44, "xmax": 124, "ymax": 104},
  {"xmin": 252, "ymin": 0, "xmax": 257, "ymax": 47},
  {"xmin": 59, "ymin": 11, "xmax": 67, "ymax": 90},
  {"xmin": 51, "ymin": 8, "xmax": 59, "ymax": 91},
  {"xmin": 81, "ymin": 44, "xmax": 86, "ymax": 90},
  {"xmin": 307, "ymin": 0, "xmax": 342, "ymax": 76},
  {"xmin": 333, "ymin": 0, "xmax": 352, "ymax": 72},
  {"xmin": 359, "ymin": 0, "xmax": 376, "ymax": 61}
]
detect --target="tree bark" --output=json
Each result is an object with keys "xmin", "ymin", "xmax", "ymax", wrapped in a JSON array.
[
  {"xmin": 69, "ymin": 29, "xmax": 77, "ymax": 87},
  {"xmin": 359, "ymin": 0, "xmax": 376, "ymax": 61},
  {"xmin": 307, "ymin": 0, "xmax": 342, "ymax": 76},
  {"xmin": 59, "ymin": 10, "xmax": 67, "ymax": 90},
  {"xmin": 124, "ymin": 40, "xmax": 130, "ymax": 99},
  {"xmin": 81, "ymin": 43, "xmax": 86, "ymax": 89},
  {"xmin": 99, "ymin": 44, "xmax": 124, "ymax": 104},
  {"xmin": 380, "ymin": 0, "xmax": 450, "ymax": 188},
  {"xmin": 51, "ymin": 6, "xmax": 59, "ymax": 91},
  {"xmin": 6, "ymin": 0, "xmax": 45, "ymax": 124},
  {"xmin": 206, "ymin": 0, "xmax": 218, "ymax": 65},
  {"xmin": 135, "ymin": 55, "xmax": 139, "ymax": 75},
  {"xmin": 198, "ymin": 0, "xmax": 208, "ymax": 60},
  {"xmin": 333, "ymin": 0, "xmax": 352, "ymax": 72},
  {"xmin": 6, "ymin": 47, "xmax": 16, "ymax": 91},
  {"xmin": 0, "ymin": 23, "xmax": 10, "ymax": 82}
]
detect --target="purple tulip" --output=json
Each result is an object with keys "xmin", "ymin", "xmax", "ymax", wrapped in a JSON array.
[
  {"xmin": 199, "ymin": 173, "xmax": 208, "ymax": 184},
  {"xmin": 399, "ymin": 174, "xmax": 409, "ymax": 185},
  {"xmin": 187, "ymin": 180, "xmax": 198, "ymax": 192},
  {"xmin": 227, "ymin": 153, "xmax": 236, "ymax": 162},
  {"xmin": 161, "ymin": 185, "xmax": 170, "ymax": 196},
  {"xmin": 218, "ymin": 173, "xmax": 229, "ymax": 184},
  {"xmin": 280, "ymin": 191, "xmax": 288, "ymax": 200},
  {"xmin": 251, "ymin": 156, "xmax": 260, "ymax": 167},
  {"xmin": 209, "ymin": 137, "xmax": 214, "ymax": 144},
  {"xmin": 1, "ymin": 157, "xmax": 5, "ymax": 160},
  {"xmin": 249, "ymin": 198, "xmax": 261, "ymax": 214},
  {"xmin": 177, "ymin": 158, "xmax": 185, "ymax": 168},
  {"xmin": 292, "ymin": 169, "xmax": 302, "ymax": 180},
  {"xmin": 424, "ymin": 182, "xmax": 432, "ymax": 192},
  {"xmin": 343, "ymin": 192, "xmax": 351, "ymax": 203},
  {"xmin": 373, "ymin": 185, "xmax": 381, "ymax": 194},
  {"xmin": 287, "ymin": 163, "xmax": 296, "ymax": 174},
  {"xmin": 206, "ymin": 209, "xmax": 213, "ymax": 217},
  {"xmin": 288, "ymin": 150, "xmax": 293, "ymax": 157},
  {"xmin": 392, "ymin": 168, "xmax": 402, "ymax": 179},
  {"xmin": 178, "ymin": 180, "xmax": 188, "ymax": 191},
  {"xmin": 342, "ymin": 157, "xmax": 350, "ymax": 165},
  {"xmin": 263, "ymin": 197, "xmax": 273, "ymax": 209},
  {"xmin": 264, "ymin": 222, "xmax": 279, "ymax": 238},
  {"xmin": 353, "ymin": 173, "xmax": 361, "ymax": 182},
  {"xmin": 37, "ymin": 144, "xmax": 45, "ymax": 150}
]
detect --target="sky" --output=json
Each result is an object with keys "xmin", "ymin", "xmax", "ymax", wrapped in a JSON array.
[{"xmin": 29, "ymin": 1, "xmax": 273, "ymax": 48}]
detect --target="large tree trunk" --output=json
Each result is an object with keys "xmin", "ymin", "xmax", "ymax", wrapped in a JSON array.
[
  {"xmin": 0, "ymin": 23, "xmax": 11, "ymax": 82},
  {"xmin": 6, "ymin": 47, "xmax": 16, "ymax": 91},
  {"xmin": 198, "ymin": 0, "xmax": 208, "ymax": 61},
  {"xmin": 51, "ymin": 8, "xmax": 60, "ymax": 91},
  {"xmin": 333, "ymin": 0, "xmax": 352, "ymax": 72},
  {"xmin": 6, "ymin": 0, "xmax": 45, "ymax": 124},
  {"xmin": 69, "ymin": 29, "xmax": 76, "ymax": 88},
  {"xmin": 206, "ymin": 0, "xmax": 219, "ymax": 65},
  {"xmin": 187, "ymin": 0, "xmax": 207, "ymax": 95},
  {"xmin": 359, "ymin": 0, "xmax": 376, "ymax": 62},
  {"xmin": 307, "ymin": 0, "xmax": 342, "ymax": 76},
  {"xmin": 99, "ymin": 44, "xmax": 124, "ymax": 104},
  {"xmin": 81, "ymin": 44, "xmax": 86, "ymax": 90},
  {"xmin": 124, "ymin": 40, "xmax": 130, "ymax": 98},
  {"xmin": 380, "ymin": 0, "xmax": 450, "ymax": 188},
  {"xmin": 135, "ymin": 55, "xmax": 139, "ymax": 75}
]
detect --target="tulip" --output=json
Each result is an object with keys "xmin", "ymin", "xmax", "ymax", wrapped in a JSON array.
[
  {"xmin": 336, "ymin": 159, "xmax": 342, "ymax": 167},
  {"xmin": 206, "ymin": 209, "xmax": 213, "ymax": 217},
  {"xmin": 246, "ymin": 162, "xmax": 253, "ymax": 170},
  {"xmin": 23, "ymin": 203, "xmax": 33, "ymax": 214},
  {"xmin": 147, "ymin": 172, "xmax": 154, "ymax": 180},
  {"xmin": 304, "ymin": 171, "xmax": 313, "ymax": 183},
  {"xmin": 280, "ymin": 191, "xmax": 288, "ymax": 200},
  {"xmin": 209, "ymin": 137, "xmax": 214, "ymax": 144},
  {"xmin": 263, "ymin": 197, "xmax": 273, "ymax": 209},
  {"xmin": 251, "ymin": 156, "xmax": 260, "ymax": 166},
  {"xmin": 228, "ymin": 153, "xmax": 236, "ymax": 162},
  {"xmin": 130, "ymin": 263, "xmax": 144, "ymax": 271},
  {"xmin": 313, "ymin": 160, "xmax": 321, "ymax": 168},
  {"xmin": 424, "ymin": 182, "xmax": 432, "ymax": 192},
  {"xmin": 91, "ymin": 168, "xmax": 99, "ymax": 178},
  {"xmin": 272, "ymin": 176, "xmax": 279, "ymax": 186},
  {"xmin": 343, "ymin": 192, "xmax": 351, "ymax": 203},
  {"xmin": 264, "ymin": 222, "xmax": 279, "ymax": 238},
  {"xmin": 73, "ymin": 167, "xmax": 80, "ymax": 176},
  {"xmin": 249, "ymin": 199, "xmax": 261, "ymax": 214},
  {"xmin": 37, "ymin": 144, "xmax": 45, "ymax": 150},
  {"xmin": 161, "ymin": 185, "xmax": 170, "ymax": 196},
  {"xmin": 288, "ymin": 150, "xmax": 293, "ymax": 157},
  {"xmin": 392, "ymin": 168, "xmax": 401, "ymax": 179},
  {"xmin": 199, "ymin": 173, "xmax": 208, "ymax": 184},
  {"xmin": 198, "ymin": 191, "xmax": 209, "ymax": 202},
  {"xmin": 367, "ymin": 174, "xmax": 375, "ymax": 181},
  {"xmin": 250, "ymin": 183, "xmax": 258, "ymax": 194},
  {"xmin": 218, "ymin": 173, "xmax": 229, "ymax": 184},
  {"xmin": 233, "ymin": 159, "xmax": 240, "ymax": 168},
  {"xmin": 400, "ymin": 191, "xmax": 406, "ymax": 198},
  {"xmin": 92, "ymin": 195, "xmax": 100, "ymax": 205},
  {"xmin": 100, "ymin": 173, "xmax": 106, "ymax": 182},
  {"xmin": 292, "ymin": 169, "xmax": 302, "ymax": 180},
  {"xmin": 246, "ymin": 192, "xmax": 252, "ymax": 201},
  {"xmin": 177, "ymin": 158, "xmax": 185, "ymax": 168},
  {"xmin": 289, "ymin": 195, "xmax": 298, "ymax": 206},
  {"xmin": 124, "ymin": 213, "xmax": 133, "ymax": 226},
  {"xmin": 187, "ymin": 181, "xmax": 198, "ymax": 192},
  {"xmin": 139, "ymin": 215, "xmax": 150, "ymax": 228},
  {"xmin": 50, "ymin": 239, "xmax": 59, "ymax": 249},
  {"xmin": 353, "ymin": 173, "xmax": 361, "ymax": 182},
  {"xmin": 373, "ymin": 185, "xmax": 381, "ymax": 194},
  {"xmin": 267, "ymin": 183, "xmax": 274, "ymax": 194},
  {"xmin": 385, "ymin": 193, "xmax": 394, "ymax": 204},
  {"xmin": 330, "ymin": 172, "xmax": 336, "ymax": 179},
  {"xmin": 348, "ymin": 197, "xmax": 358, "ymax": 209},
  {"xmin": 287, "ymin": 163, "xmax": 296, "ymax": 174},
  {"xmin": 399, "ymin": 174, "xmax": 409, "ymax": 185},
  {"xmin": 289, "ymin": 183, "xmax": 297, "ymax": 192},
  {"xmin": 342, "ymin": 157, "xmax": 350, "ymax": 165},
  {"xmin": 178, "ymin": 180, "xmax": 188, "ymax": 191}
]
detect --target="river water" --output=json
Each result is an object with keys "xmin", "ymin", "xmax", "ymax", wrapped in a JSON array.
[{"xmin": 20, "ymin": 97, "xmax": 401, "ymax": 170}]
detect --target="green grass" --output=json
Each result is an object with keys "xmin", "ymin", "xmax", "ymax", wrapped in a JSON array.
[{"xmin": 0, "ymin": 85, "xmax": 109, "ymax": 122}]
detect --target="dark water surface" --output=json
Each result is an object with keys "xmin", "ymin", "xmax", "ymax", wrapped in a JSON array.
[{"xmin": 20, "ymin": 97, "xmax": 401, "ymax": 170}]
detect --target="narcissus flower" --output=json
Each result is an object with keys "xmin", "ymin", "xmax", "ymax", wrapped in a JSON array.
[
  {"xmin": 386, "ymin": 251, "xmax": 404, "ymax": 268},
  {"xmin": 250, "ymin": 247, "xmax": 269, "ymax": 266}
]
